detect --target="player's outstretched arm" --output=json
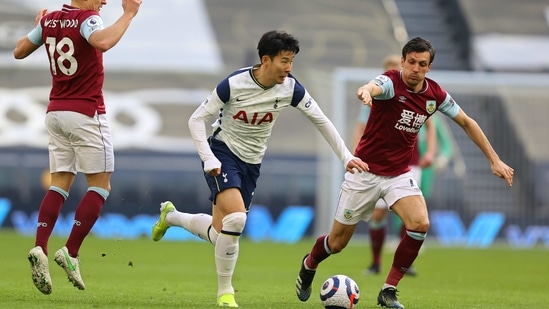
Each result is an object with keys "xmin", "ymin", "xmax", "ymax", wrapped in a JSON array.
[
  {"xmin": 88, "ymin": 0, "xmax": 142, "ymax": 52},
  {"xmin": 298, "ymin": 97, "xmax": 369, "ymax": 174},
  {"xmin": 452, "ymin": 109, "xmax": 514, "ymax": 187},
  {"xmin": 356, "ymin": 81, "xmax": 382, "ymax": 106}
]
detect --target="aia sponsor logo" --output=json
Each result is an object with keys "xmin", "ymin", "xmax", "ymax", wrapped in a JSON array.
[{"xmin": 233, "ymin": 110, "xmax": 273, "ymax": 125}]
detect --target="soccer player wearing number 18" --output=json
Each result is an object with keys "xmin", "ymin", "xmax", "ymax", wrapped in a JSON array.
[{"xmin": 14, "ymin": 0, "xmax": 141, "ymax": 295}]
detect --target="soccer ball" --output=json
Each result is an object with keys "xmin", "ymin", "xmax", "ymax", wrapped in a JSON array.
[{"xmin": 319, "ymin": 274, "xmax": 360, "ymax": 309}]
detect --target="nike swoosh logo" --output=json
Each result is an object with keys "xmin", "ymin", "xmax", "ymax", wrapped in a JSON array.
[
  {"xmin": 226, "ymin": 251, "xmax": 237, "ymax": 256},
  {"xmin": 235, "ymin": 97, "xmax": 251, "ymax": 102},
  {"xmin": 63, "ymin": 250, "xmax": 77, "ymax": 271}
]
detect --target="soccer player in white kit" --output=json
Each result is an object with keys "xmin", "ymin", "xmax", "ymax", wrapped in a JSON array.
[{"xmin": 151, "ymin": 30, "xmax": 368, "ymax": 307}]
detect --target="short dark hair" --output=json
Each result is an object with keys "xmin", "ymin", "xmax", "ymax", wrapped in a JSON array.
[
  {"xmin": 257, "ymin": 30, "xmax": 300, "ymax": 59},
  {"xmin": 402, "ymin": 37, "xmax": 436, "ymax": 64}
]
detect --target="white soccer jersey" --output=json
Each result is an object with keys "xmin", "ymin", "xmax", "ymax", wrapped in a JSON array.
[{"xmin": 189, "ymin": 66, "xmax": 354, "ymax": 171}]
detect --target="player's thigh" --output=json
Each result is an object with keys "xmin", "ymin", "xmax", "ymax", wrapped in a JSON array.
[
  {"xmin": 46, "ymin": 112, "xmax": 77, "ymax": 174},
  {"xmin": 204, "ymin": 169, "xmax": 247, "ymax": 213},
  {"xmin": 383, "ymin": 171, "xmax": 427, "ymax": 230},
  {"xmin": 205, "ymin": 166, "xmax": 247, "ymax": 219},
  {"xmin": 240, "ymin": 163, "xmax": 260, "ymax": 209},
  {"xmin": 335, "ymin": 171, "xmax": 381, "ymax": 225},
  {"xmin": 204, "ymin": 137, "xmax": 257, "ymax": 211},
  {"xmin": 391, "ymin": 195, "xmax": 428, "ymax": 231},
  {"xmin": 384, "ymin": 171, "xmax": 422, "ymax": 211},
  {"xmin": 215, "ymin": 188, "xmax": 246, "ymax": 214},
  {"xmin": 70, "ymin": 113, "xmax": 114, "ymax": 173},
  {"xmin": 211, "ymin": 188, "xmax": 246, "ymax": 232}
]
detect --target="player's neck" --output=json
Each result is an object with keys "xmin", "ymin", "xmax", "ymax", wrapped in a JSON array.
[
  {"xmin": 252, "ymin": 66, "xmax": 276, "ymax": 88},
  {"xmin": 404, "ymin": 80, "xmax": 426, "ymax": 93}
]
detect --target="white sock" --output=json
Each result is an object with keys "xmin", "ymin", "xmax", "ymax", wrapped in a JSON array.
[
  {"xmin": 214, "ymin": 212, "xmax": 246, "ymax": 296},
  {"xmin": 215, "ymin": 232, "xmax": 238, "ymax": 296},
  {"xmin": 166, "ymin": 211, "xmax": 213, "ymax": 242}
]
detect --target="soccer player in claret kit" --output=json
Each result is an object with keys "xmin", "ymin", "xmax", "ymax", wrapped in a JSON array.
[
  {"xmin": 14, "ymin": 0, "xmax": 142, "ymax": 295},
  {"xmin": 295, "ymin": 37, "xmax": 514, "ymax": 308},
  {"xmin": 353, "ymin": 54, "xmax": 437, "ymax": 277}
]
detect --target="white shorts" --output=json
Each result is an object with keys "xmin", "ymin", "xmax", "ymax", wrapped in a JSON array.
[
  {"xmin": 374, "ymin": 166, "xmax": 422, "ymax": 209},
  {"xmin": 46, "ymin": 111, "xmax": 114, "ymax": 174},
  {"xmin": 335, "ymin": 169, "xmax": 422, "ymax": 225}
]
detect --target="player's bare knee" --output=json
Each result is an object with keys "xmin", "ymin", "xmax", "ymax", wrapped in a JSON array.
[
  {"xmin": 327, "ymin": 238, "xmax": 348, "ymax": 254},
  {"xmin": 423, "ymin": 218, "xmax": 430, "ymax": 231},
  {"xmin": 221, "ymin": 212, "xmax": 247, "ymax": 233},
  {"xmin": 419, "ymin": 218, "xmax": 430, "ymax": 231},
  {"xmin": 330, "ymin": 245, "xmax": 345, "ymax": 254},
  {"xmin": 417, "ymin": 223, "xmax": 429, "ymax": 233},
  {"xmin": 405, "ymin": 219, "xmax": 429, "ymax": 233}
]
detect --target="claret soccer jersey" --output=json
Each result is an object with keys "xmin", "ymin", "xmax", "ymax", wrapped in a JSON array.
[{"xmin": 354, "ymin": 70, "xmax": 460, "ymax": 176}]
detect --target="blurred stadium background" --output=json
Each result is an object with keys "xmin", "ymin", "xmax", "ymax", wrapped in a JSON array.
[{"xmin": 0, "ymin": 0, "xmax": 548, "ymax": 247}]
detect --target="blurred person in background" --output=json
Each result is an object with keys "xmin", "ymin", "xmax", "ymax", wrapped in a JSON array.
[
  {"xmin": 352, "ymin": 54, "xmax": 436, "ymax": 277},
  {"xmin": 419, "ymin": 114, "xmax": 454, "ymax": 200},
  {"xmin": 150, "ymin": 30, "xmax": 368, "ymax": 307},
  {"xmin": 295, "ymin": 37, "xmax": 513, "ymax": 309},
  {"xmin": 14, "ymin": 0, "xmax": 142, "ymax": 295}
]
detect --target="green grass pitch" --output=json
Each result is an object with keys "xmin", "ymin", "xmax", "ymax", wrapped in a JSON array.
[{"xmin": 0, "ymin": 230, "xmax": 547, "ymax": 308}]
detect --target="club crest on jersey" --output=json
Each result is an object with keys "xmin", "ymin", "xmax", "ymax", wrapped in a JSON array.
[
  {"xmin": 343, "ymin": 209, "xmax": 354, "ymax": 220},
  {"xmin": 274, "ymin": 98, "xmax": 280, "ymax": 109},
  {"xmin": 426, "ymin": 100, "xmax": 436, "ymax": 114}
]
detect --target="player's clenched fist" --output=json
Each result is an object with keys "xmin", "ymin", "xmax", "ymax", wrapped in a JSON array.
[
  {"xmin": 356, "ymin": 85, "xmax": 373, "ymax": 106},
  {"xmin": 122, "ymin": 0, "xmax": 142, "ymax": 17}
]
